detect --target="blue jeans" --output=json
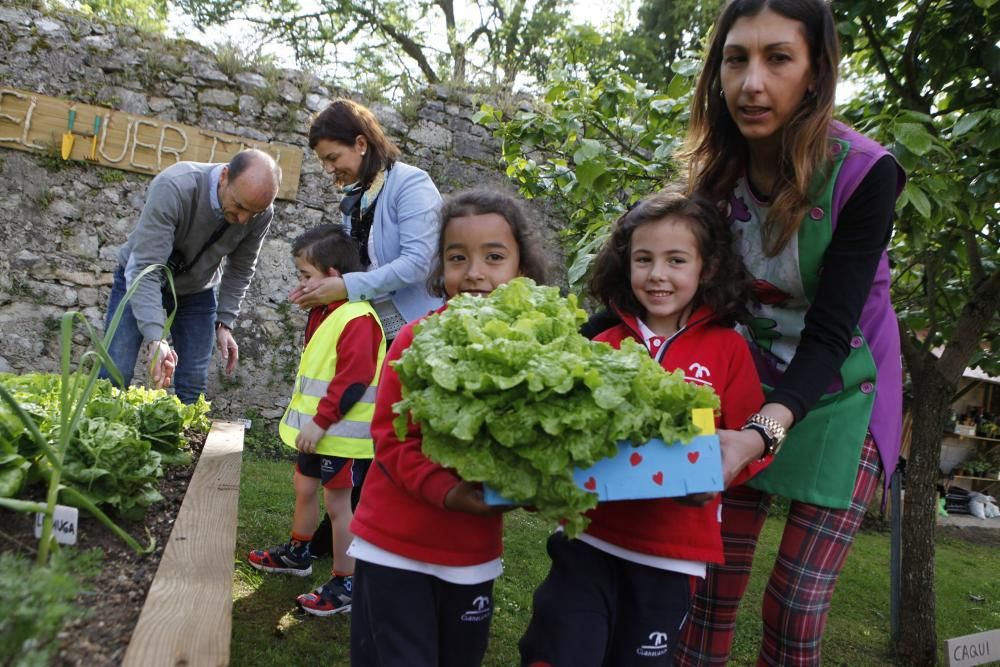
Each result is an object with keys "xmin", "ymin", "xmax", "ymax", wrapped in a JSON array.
[{"xmin": 99, "ymin": 266, "xmax": 217, "ymax": 404}]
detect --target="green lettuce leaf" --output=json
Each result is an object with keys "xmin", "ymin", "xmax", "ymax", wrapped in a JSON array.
[{"xmin": 392, "ymin": 278, "xmax": 719, "ymax": 536}]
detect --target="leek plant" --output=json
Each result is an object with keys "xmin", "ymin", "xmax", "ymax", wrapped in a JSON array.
[{"xmin": 0, "ymin": 265, "xmax": 176, "ymax": 564}]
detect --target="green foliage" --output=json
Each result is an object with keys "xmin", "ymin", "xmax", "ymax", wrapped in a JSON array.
[
  {"xmin": 69, "ymin": 0, "xmax": 168, "ymax": 32},
  {"xmin": 835, "ymin": 0, "xmax": 1000, "ymax": 373},
  {"xmin": 393, "ymin": 279, "xmax": 718, "ymax": 535},
  {"xmin": 98, "ymin": 168, "xmax": 125, "ymax": 184},
  {"xmin": 0, "ymin": 550, "xmax": 101, "ymax": 667},
  {"xmin": 834, "ymin": 1, "xmax": 1000, "ymax": 377},
  {"xmin": 0, "ymin": 264, "xmax": 185, "ymax": 561},
  {"xmin": 173, "ymin": 0, "xmax": 570, "ymax": 94},
  {"xmin": 1, "ymin": 374, "xmax": 211, "ymax": 519},
  {"xmin": 476, "ymin": 69, "xmax": 693, "ymax": 286},
  {"xmin": 622, "ymin": 0, "xmax": 719, "ymax": 90}
]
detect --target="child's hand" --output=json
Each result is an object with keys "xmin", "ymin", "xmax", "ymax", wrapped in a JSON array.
[
  {"xmin": 444, "ymin": 481, "xmax": 503, "ymax": 516},
  {"xmin": 295, "ymin": 421, "xmax": 325, "ymax": 454}
]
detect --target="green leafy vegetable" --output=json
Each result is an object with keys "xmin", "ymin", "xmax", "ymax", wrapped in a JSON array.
[
  {"xmin": 0, "ymin": 373, "xmax": 210, "ymax": 519},
  {"xmin": 393, "ymin": 278, "xmax": 719, "ymax": 535}
]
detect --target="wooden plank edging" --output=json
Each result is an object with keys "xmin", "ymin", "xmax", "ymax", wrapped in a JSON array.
[{"xmin": 123, "ymin": 420, "xmax": 244, "ymax": 667}]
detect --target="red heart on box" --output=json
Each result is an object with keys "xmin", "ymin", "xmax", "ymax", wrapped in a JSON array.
[
  {"xmin": 687, "ymin": 451, "xmax": 700, "ymax": 464},
  {"xmin": 584, "ymin": 476, "xmax": 597, "ymax": 491},
  {"xmin": 630, "ymin": 452, "xmax": 643, "ymax": 467},
  {"xmin": 652, "ymin": 471, "xmax": 664, "ymax": 485}
]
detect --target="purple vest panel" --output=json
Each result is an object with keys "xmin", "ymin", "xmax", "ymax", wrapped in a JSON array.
[{"xmin": 829, "ymin": 122, "xmax": 906, "ymax": 483}]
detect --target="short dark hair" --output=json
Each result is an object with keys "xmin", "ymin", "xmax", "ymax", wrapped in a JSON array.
[
  {"xmin": 588, "ymin": 188, "xmax": 750, "ymax": 327},
  {"xmin": 308, "ymin": 99, "xmax": 401, "ymax": 188},
  {"xmin": 292, "ymin": 224, "xmax": 362, "ymax": 276},
  {"xmin": 426, "ymin": 189, "xmax": 548, "ymax": 297}
]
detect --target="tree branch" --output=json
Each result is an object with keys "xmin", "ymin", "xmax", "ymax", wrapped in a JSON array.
[
  {"xmin": 351, "ymin": 2, "xmax": 440, "ymax": 83},
  {"xmin": 858, "ymin": 16, "xmax": 908, "ymax": 102},
  {"xmin": 937, "ymin": 267, "xmax": 1000, "ymax": 383},
  {"xmin": 964, "ymin": 228, "xmax": 986, "ymax": 285},
  {"xmin": 902, "ymin": 0, "xmax": 939, "ymax": 112}
]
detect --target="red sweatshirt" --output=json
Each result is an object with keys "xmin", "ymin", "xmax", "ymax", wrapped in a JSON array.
[
  {"xmin": 350, "ymin": 309, "xmax": 504, "ymax": 566},
  {"xmin": 304, "ymin": 301, "xmax": 384, "ymax": 431},
  {"xmin": 583, "ymin": 306, "xmax": 768, "ymax": 564}
]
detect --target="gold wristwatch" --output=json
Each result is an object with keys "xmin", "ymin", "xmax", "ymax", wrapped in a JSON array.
[{"xmin": 741, "ymin": 413, "xmax": 787, "ymax": 459}]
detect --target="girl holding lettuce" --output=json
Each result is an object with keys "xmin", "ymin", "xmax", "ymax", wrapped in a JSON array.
[
  {"xmin": 519, "ymin": 189, "xmax": 768, "ymax": 667},
  {"xmin": 347, "ymin": 190, "xmax": 548, "ymax": 667}
]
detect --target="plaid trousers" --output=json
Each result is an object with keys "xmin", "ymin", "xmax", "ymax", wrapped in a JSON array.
[{"xmin": 674, "ymin": 435, "xmax": 881, "ymax": 667}]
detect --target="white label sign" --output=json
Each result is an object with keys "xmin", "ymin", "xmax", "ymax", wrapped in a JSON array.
[
  {"xmin": 34, "ymin": 504, "xmax": 79, "ymax": 545},
  {"xmin": 948, "ymin": 629, "xmax": 1000, "ymax": 667},
  {"xmin": 237, "ymin": 418, "xmax": 252, "ymax": 429}
]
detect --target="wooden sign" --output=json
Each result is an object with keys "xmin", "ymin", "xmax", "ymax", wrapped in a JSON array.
[
  {"xmin": 0, "ymin": 87, "xmax": 303, "ymax": 200},
  {"xmin": 947, "ymin": 629, "xmax": 1000, "ymax": 667}
]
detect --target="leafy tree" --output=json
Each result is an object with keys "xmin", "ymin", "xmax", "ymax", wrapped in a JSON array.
[
  {"xmin": 487, "ymin": 1, "xmax": 999, "ymax": 663},
  {"xmin": 834, "ymin": 0, "xmax": 1000, "ymax": 662},
  {"xmin": 475, "ymin": 64, "xmax": 696, "ymax": 287},
  {"xmin": 172, "ymin": 0, "xmax": 568, "ymax": 95},
  {"xmin": 625, "ymin": 0, "xmax": 720, "ymax": 89}
]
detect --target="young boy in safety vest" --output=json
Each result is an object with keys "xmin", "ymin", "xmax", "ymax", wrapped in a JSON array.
[{"xmin": 248, "ymin": 224, "xmax": 385, "ymax": 616}]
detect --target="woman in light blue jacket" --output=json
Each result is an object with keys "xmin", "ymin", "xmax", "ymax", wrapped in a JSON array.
[
  {"xmin": 291, "ymin": 98, "xmax": 443, "ymax": 340},
  {"xmin": 291, "ymin": 99, "xmax": 444, "ymax": 546}
]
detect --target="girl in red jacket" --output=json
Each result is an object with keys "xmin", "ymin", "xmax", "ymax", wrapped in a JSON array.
[
  {"xmin": 520, "ymin": 189, "xmax": 770, "ymax": 667},
  {"xmin": 348, "ymin": 190, "xmax": 548, "ymax": 667}
]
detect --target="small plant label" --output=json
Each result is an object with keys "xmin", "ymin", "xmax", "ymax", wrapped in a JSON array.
[
  {"xmin": 947, "ymin": 628, "xmax": 1000, "ymax": 667},
  {"xmin": 237, "ymin": 418, "xmax": 252, "ymax": 429},
  {"xmin": 34, "ymin": 504, "xmax": 79, "ymax": 545}
]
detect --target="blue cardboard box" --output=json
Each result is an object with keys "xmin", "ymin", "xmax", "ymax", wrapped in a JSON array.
[{"xmin": 484, "ymin": 408, "xmax": 723, "ymax": 505}]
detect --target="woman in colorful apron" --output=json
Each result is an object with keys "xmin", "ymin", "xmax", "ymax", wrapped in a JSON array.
[{"xmin": 674, "ymin": 1, "xmax": 905, "ymax": 665}]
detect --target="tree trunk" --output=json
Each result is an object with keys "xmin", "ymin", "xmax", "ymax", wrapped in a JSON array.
[
  {"xmin": 895, "ymin": 360, "xmax": 952, "ymax": 664},
  {"xmin": 895, "ymin": 268, "xmax": 1000, "ymax": 663}
]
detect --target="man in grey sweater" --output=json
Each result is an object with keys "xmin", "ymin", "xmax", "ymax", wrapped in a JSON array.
[{"xmin": 100, "ymin": 149, "xmax": 281, "ymax": 404}]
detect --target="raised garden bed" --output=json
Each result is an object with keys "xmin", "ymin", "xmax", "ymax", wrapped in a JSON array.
[{"xmin": 0, "ymin": 420, "xmax": 244, "ymax": 666}]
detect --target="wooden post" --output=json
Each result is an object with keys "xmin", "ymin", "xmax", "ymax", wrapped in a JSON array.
[{"xmin": 123, "ymin": 420, "xmax": 244, "ymax": 667}]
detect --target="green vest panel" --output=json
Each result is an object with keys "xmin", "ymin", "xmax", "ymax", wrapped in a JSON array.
[{"xmin": 740, "ymin": 138, "xmax": 878, "ymax": 508}]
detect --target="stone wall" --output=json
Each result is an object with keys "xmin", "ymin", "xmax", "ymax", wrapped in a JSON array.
[{"xmin": 0, "ymin": 5, "xmax": 564, "ymax": 421}]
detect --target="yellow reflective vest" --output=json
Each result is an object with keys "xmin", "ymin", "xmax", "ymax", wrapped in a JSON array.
[{"xmin": 278, "ymin": 301, "xmax": 385, "ymax": 458}]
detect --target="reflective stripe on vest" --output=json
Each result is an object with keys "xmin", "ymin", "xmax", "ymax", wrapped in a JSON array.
[
  {"xmin": 282, "ymin": 409, "xmax": 374, "ymax": 439},
  {"xmin": 278, "ymin": 301, "xmax": 385, "ymax": 458}
]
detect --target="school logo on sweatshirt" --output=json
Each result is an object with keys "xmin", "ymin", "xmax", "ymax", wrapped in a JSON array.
[
  {"xmin": 460, "ymin": 595, "xmax": 492, "ymax": 622},
  {"xmin": 635, "ymin": 631, "xmax": 670, "ymax": 657},
  {"xmin": 685, "ymin": 362, "xmax": 713, "ymax": 386}
]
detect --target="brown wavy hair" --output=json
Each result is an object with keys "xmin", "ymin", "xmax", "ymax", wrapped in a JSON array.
[
  {"xmin": 684, "ymin": 0, "xmax": 839, "ymax": 255},
  {"xmin": 426, "ymin": 189, "xmax": 548, "ymax": 298},
  {"xmin": 588, "ymin": 188, "xmax": 750, "ymax": 327},
  {"xmin": 308, "ymin": 98, "xmax": 401, "ymax": 188}
]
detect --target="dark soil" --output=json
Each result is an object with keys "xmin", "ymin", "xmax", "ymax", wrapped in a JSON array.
[{"xmin": 0, "ymin": 431, "xmax": 206, "ymax": 666}]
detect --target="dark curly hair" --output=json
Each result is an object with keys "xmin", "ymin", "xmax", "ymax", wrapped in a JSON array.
[
  {"xmin": 426, "ymin": 189, "xmax": 548, "ymax": 298},
  {"xmin": 588, "ymin": 188, "xmax": 750, "ymax": 327}
]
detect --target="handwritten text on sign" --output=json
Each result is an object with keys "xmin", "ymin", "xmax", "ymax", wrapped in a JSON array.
[
  {"xmin": 34, "ymin": 504, "xmax": 79, "ymax": 546},
  {"xmin": 0, "ymin": 87, "xmax": 303, "ymax": 200},
  {"xmin": 947, "ymin": 629, "xmax": 1000, "ymax": 667}
]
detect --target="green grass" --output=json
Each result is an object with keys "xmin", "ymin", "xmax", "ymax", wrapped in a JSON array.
[{"xmin": 233, "ymin": 456, "xmax": 1000, "ymax": 665}]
